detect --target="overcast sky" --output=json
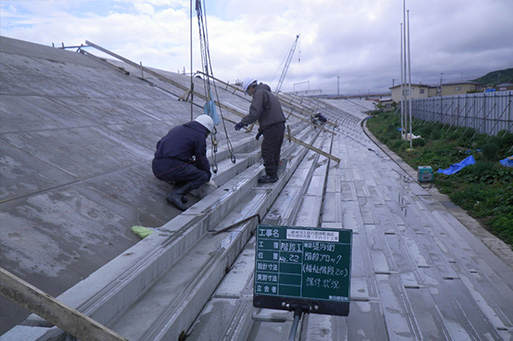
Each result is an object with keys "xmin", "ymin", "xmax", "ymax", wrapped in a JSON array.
[{"xmin": 1, "ymin": 0, "xmax": 512, "ymax": 95}]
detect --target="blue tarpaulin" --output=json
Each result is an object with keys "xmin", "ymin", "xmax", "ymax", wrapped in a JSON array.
[
  {"xmin": 437, "ymin": 155, "xmax": 476, "ymax": 175},
  {"xmin": 500, "ymin": 155, "xmax": 513, "ymax": 168},
  {"xmin": 203, "ymin": 90, "xmax": 220, "ymax": 126}
]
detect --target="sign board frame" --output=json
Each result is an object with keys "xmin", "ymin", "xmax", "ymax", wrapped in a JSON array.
[{"xmin": 253, "ymin": 224, "xmax": 352, "ymax": 316}]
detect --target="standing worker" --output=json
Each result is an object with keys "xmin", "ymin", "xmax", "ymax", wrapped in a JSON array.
[
  {"xmin": 234, "ymin": 78, "xmax": 286, "ymax": 183},
  {"xmin": 152, "ymin": 115, "xmax": 214, "ymax": 211}
]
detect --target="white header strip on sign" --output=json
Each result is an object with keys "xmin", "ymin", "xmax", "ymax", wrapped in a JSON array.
[{"xmin": 287, "ymin": 229, "xmax": 339, "ymax": 242}]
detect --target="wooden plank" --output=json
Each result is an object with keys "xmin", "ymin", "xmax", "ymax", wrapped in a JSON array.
[
  {"xmin": 286, "ymin": 134, "xmax": 341, "ymax": 163},
  {"xmin": 195, "ymin": 71, "xmax": 339, "ymax": 128},
  {"xmin": 0, "ymin": 267, "xmax": 128, "ymax": 341},
  {"xmin": 85, "ymin": 41, "xmax": 340, "ymax": 166}
]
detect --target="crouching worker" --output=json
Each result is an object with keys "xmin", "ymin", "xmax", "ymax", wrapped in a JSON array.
[
  {"xmin": 152, "ymin": 115, "xmax": 214, "ymax": 211},
  {"xmin": 315, "ymin": 112, "xmax": 327, "ymax": 124},
  {"xmin": 234, "ymin": 77, "xmax": 286, "ymax": 183}
]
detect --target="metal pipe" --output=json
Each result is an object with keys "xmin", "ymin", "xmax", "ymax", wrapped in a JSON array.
[
  {"xmin": 190, "ymin": 0, "xmax": 194, "ymax": 121},
  {"xmin": 288, "ymin": 308, "xmax": 303, "ymax": 341},
  {"xmin": 403, "ymin": 0, "xmax": 408, "ymax": 141},
  {"xmin": 407, "ymin": 10, "xmax": 413, "ymax": 148},
  {"xmin": 489, "ymin": 100, "xmax": 511, "ymax": 136},
  {"xmin": 400, "ymin": 23, "xmax": 405, "ymax": 139}
]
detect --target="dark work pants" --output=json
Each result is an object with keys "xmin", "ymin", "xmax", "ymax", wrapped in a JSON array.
[
  {"xmin": 152, "ymin": 158, "xmax": 209, "ymax": 189},
  {"xmin": 261, "ymin": 122, "xmax": 285, "ymax": 176}
]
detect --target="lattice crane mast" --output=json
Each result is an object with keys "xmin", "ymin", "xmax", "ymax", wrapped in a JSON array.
[{"xmin": 275, "ymin": 34, "xmax": 300, "ymax": 94}]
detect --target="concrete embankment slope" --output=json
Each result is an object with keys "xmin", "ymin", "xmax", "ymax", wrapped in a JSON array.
[
  {"xmin": 2, "ymin": 36, "xmax": 513, "ymax": 340},
  {"xmin": 0, "ymin": 35, "xmax": 255, "ymax": 333}
]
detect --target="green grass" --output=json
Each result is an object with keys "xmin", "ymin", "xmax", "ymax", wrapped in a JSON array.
[{"xmin": 366, "ymin": 110, "xmax": 513, "ymax": 248}]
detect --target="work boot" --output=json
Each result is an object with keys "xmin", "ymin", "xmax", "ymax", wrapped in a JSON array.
[
  {"xmin": 258, "ymin": 174, "xmax": 278, "ymax": 184},
  {"xmin": 168, "ymin": 182, "xmax": 188, "ymax": 203},
  {"xmin": 166, "ymin": 183, "xmax": 193, "ymax": 211},
  {"xmin": 173, "ymin": 183, "xmax": 189, "ymax": 204}
]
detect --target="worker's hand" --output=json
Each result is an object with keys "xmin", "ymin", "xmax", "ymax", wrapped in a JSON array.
[
  {"xmin": 255, "ymin": 132, "xmax": 262, "ymax": 141},
  {"xmin": 234, "ymin": 122, "xmax": 244, "ymax": 131}
]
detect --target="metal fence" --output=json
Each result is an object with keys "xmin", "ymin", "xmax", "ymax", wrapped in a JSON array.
[{"xmin": 410, "ymin": 91, "xmax": 512, "ymax": 136}]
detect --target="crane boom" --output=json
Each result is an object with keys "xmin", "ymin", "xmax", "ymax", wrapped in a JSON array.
[{"xmin": 275, "ymin": 34, "xmax": 300, "ymax": 93}]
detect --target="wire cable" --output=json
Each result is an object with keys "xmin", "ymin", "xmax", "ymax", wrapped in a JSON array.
[{"xmin": 195, "ymin": 0, "xmax": 237, "ymax": 168}]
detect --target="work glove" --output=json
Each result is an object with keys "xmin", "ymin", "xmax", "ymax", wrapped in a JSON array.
[
  {"xmin": 207, "ymin": 179, "xmax": 218, "ymax": 188},
  {"xmin": 256, "ymin": 132, "xmax": 262, "ymax": 141},
  {"xmin": 234, "ymin": 122, "xmax": 244, "ymax": 131}
]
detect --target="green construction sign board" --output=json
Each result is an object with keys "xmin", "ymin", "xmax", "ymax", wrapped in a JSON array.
[{"xmin": 253, "ymin": 224, "xmax": 352, "ymax": 316}]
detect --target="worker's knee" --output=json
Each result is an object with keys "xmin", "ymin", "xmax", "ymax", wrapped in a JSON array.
[{"xmin": 190, "ymin": 170, "xmax": 210, "ymax": 189}]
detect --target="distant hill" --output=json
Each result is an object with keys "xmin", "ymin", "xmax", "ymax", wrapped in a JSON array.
[{"xmin": 472, "ymin": 68, "xmax": 513, "ymax": 86}]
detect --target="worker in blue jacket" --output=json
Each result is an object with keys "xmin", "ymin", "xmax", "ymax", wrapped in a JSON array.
[
  {"xmin": 152, "ymin": 115, "xmax": 214, "ymax": 211},
  {"xmin": 235, "ymin": 78, "xmax": 286, "ymax": 183}
]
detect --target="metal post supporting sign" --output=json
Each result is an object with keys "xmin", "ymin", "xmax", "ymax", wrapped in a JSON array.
[{"xmin": 253, "ymin": 224, "xmax": 352, "ymax": 317}]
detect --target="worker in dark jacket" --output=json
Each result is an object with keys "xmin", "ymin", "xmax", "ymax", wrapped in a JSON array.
[
  {"xmin": 311, "ymin": 111, "xmax": 327, "ymax": 127},
  {"xmin": 315, "ymin": 112, "xmax": 327, "ymax": 123},
  {"xmin": 152, "ymin": 115, "xmax": 214, "ymax": 210},
  {"xmin": 234, "ymin": 78, "xmax": 286, "ymax": 183}
]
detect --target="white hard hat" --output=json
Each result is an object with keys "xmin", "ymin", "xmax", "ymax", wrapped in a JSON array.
[
  {"xmin": 195, "ymin": 114, "xmax": 214, "ymax": 132},
  {"xmin": 242, "ymin": 77, "xmax": 257, "ymax": 92}
]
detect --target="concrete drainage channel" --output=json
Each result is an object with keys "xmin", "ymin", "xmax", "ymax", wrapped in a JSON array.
[{"xmin": 11, "ymin": 120, "xmax": 332, "ymax": 340}]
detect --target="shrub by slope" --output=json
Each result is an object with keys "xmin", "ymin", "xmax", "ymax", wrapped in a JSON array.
[{"xmin": 366, "ymin": 111, "xmax": 513, "ymax": 247}]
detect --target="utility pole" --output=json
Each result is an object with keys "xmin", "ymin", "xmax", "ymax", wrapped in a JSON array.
[{"xmin": 438, "ymin": 72, "xmax": 444, "ymax": 96}]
